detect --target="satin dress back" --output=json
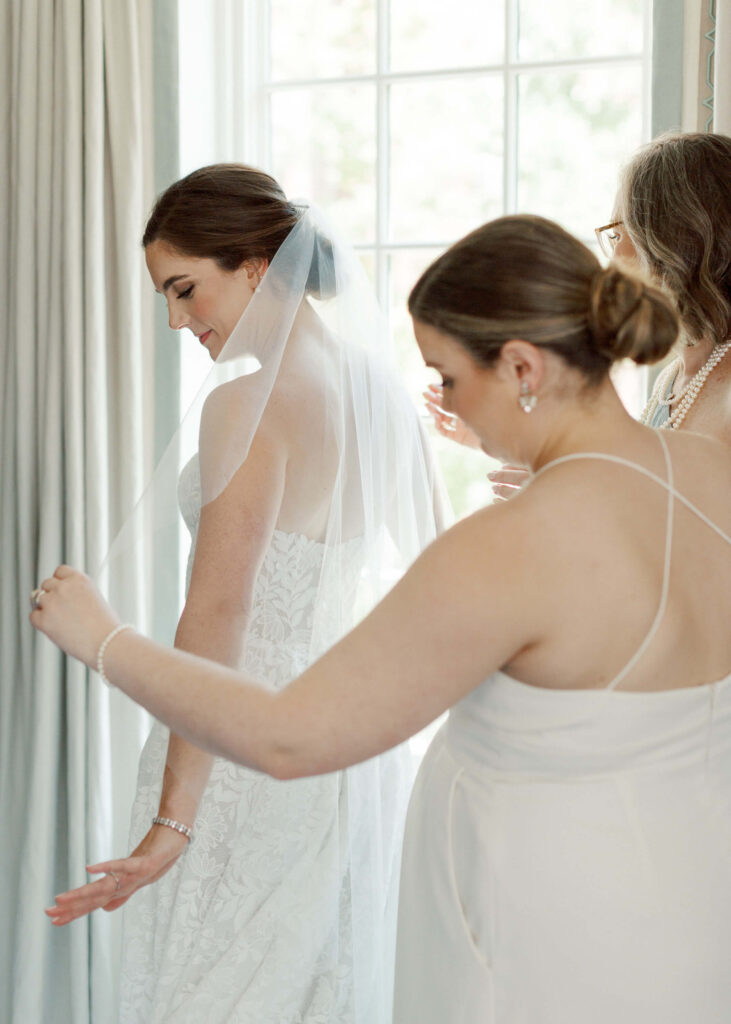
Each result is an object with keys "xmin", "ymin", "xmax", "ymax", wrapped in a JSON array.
[{"xmin": 395, "ymin": 437, "xmax": 731, "ymax": 1023}]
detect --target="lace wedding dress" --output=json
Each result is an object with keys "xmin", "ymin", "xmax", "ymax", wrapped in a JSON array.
[{"xmin": 119, "ymin": 454, "xmax": 396, "ymax": 1023}]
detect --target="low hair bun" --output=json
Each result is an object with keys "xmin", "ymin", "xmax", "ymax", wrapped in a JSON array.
[{"xmin": 588, "ymin": 265, "xmax": 678, "ymax": 365}]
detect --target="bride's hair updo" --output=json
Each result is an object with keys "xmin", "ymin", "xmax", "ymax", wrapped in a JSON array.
[
  {"xmin": 142, "ymin": 163, "xmax": 335, "ymax": 298},
  {"xmin": 617, "ymin": 132, "xmax": 731, "ymax": 347},
  {"xmin": 408, "ymin": 214, "xmax": 678, "ymax": 385}
]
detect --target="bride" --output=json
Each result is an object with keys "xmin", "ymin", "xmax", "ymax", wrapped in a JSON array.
[{"xmin": 44, "ymin": 165, "xmax": 447, "ymax": 1023}]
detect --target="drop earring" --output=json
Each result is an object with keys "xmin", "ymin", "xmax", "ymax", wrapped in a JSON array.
[{"xmin": 518, "ymin": 380, "xmax": 537, "ymax": 413}]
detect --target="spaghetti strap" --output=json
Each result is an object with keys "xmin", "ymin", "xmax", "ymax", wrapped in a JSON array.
[
  {"xmin": 603, "ymin": 433, "xmax": 673, "ymax": 691},
  {"xmin": 532, "ymin": 433, "xmax": 728, "ymax": 692},
  {"xmin": 532, "ymin": 442, "xmax": 731, "ymax": 548}
]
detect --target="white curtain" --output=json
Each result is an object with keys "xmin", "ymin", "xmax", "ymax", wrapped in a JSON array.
[{"xmin": 0, "ymin": 2, "xmax": 176, "ymax": 1021}]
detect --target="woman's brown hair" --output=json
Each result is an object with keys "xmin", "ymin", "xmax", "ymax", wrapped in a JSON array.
[
  {"xmin": 618, "ymin": 132, "xmax": 731, "ymax": 347},
  {"xmin": 142, "ymin": 164, "xmax": 335, "ymax": 298},
  {"xmin": 408, "ymin": 214, "xmax": 678, "ymax": 384}
]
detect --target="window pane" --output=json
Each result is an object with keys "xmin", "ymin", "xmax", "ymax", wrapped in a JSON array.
[
  {"xmin": 178, "ymin": 0, "xmax": 218, "ymax": 172},
  {"xmin": 270, "ymin": 0, "xmax": 376, "ymax": 80},
  {"xmin": 517, "ymin": 66, "xmax": 643, "ymax": 240},
  {"xmin": 517, "ymin": 0, "xmax": 644, "ymax": 61},
  {"xmin": 389, "ymin": 248, "xmax": 442, "ymax": 396},
  {"xmin": 270, "ymin": 85, "xmax": 377, "ymax": 243},
  {"xmin": 389, "ymin": 248, "xmax": 494, "ymax": 519},
  {"xmin": 389, "ymin": 76, "xmax": 503, "ymax": 244},
  {"xmin": 390, "ymin": 0, "xmax": 504, "ymax": 71},
  {"xmin": 356, "ymin": 248, "xmax": 376, "ymax": 288}
]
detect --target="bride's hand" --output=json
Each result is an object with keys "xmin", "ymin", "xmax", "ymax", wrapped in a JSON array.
[
  {"xmin": 423, "ymin": 385, "xmax": 482, "ymax": 449},
  {"xmin": 45, "ymin": 826, "xmax": 190, "ymax": 926},
  {"xmin": 29, "ymin": 566, "xmax": 120, "ymax": 667}
]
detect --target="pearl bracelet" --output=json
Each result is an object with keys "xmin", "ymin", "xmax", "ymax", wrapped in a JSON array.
[
  {"xmin": 152, "ymin": 816, "xmax": 194, "ymax": 842},
  {"xmin": 96, "ymin": 623, "xmax": 135, "ymax": 686}
]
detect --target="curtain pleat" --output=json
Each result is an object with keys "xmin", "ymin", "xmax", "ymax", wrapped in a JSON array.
[{"xmin": 0, "ymin": 2, "xmax": 175, "ymax": 1020}]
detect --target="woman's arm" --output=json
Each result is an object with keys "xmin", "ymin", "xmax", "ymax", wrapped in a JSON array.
[{"xmin": 33, "ymin": 499, "xmax": 537, "ymax": 781}]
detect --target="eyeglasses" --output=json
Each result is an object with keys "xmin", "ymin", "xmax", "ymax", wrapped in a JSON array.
[{"xmin": 595, "ymin": 220, "xmax": 623, "ymax": 259}]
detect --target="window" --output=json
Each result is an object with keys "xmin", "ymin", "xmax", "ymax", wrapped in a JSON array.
[{"xmin": 178, "ymin": 0, "xmax": 652, "ymax": 516}]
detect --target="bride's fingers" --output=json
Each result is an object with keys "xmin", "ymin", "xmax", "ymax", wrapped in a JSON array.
[
  {"xmin": 47, "ymin": 886, "xmax": 115, "ymax": 920},
  {"xmin": 53, "ymin": 565, "xmax": 76, "ymax": 579},
  {"xmin": 47, "ymin": 897, "xmax": 105, "ymax": 923},
  {"xmin": 102, "ymin": 894, "xmax": 132, "ymax": 912},
  {"xmin": 53, "ymin": 875, "xmax": 115, "ymax": 902},
  {"xmin": 46, "ymin": 904, "xmax": 96, "ymax": 926},
  {"xmin": 87, "ymin": 859, "xmax": 133, "ymax": 875},
  {"xmin": 45, "ymin": 859, "xmax": 154, "ymax": 925}
]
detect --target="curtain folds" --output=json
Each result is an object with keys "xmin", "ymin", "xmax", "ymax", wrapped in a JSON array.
[{"xmin": 0, "ymin": 2, "xmax": 177, "ymax": 1021}]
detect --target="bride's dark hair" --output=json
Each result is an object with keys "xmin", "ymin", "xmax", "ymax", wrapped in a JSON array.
[{"xmin": 142, "ymin": 164, "xmax": 335, "ymax": 298}]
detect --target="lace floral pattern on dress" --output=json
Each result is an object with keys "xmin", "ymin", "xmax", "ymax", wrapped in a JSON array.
[{"xmin": 119, "ymin": 456, "xmax": 367, "ymax": 1023}]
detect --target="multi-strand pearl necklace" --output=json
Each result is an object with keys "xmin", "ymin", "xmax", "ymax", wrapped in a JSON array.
[{"xmin": 640, "ymin": 340, "xmax": 731, "ymax": 429}]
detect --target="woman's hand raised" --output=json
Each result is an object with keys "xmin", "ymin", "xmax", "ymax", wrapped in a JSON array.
[
  {"xmin": 423, "ymin": 384, "xmax": 482, "ymax": 449},
  {"xmin": 423, "ymin": 385, "xmax": 530, "ymax": 502},
  {"xmin": 45, "ymin": 825, "xmax": 190, "ymax": 926}
]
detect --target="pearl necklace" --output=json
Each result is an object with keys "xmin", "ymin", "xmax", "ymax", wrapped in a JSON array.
[{"xmin": 640, "ymin": 340, "xmax": 731, "ymax": 429}]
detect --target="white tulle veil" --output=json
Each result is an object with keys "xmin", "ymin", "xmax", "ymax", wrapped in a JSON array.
[{"xmin": 97, "ymin": 201, "xmax": 450, "ymax": 1019}]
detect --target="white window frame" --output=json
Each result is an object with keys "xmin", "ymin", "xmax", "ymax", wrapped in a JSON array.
[
  {"xmin": 177, "ymin": 0, "xmax": 657, "ymax": 496},
  {"xmin": 193, "ymin": 0, "xmax": 653, "ymax": 319}
]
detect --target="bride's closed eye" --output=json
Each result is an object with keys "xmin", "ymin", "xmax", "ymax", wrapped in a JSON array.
[{"xmin": 176, "ymin": 285, "xmax": 194, "ymax": 300}]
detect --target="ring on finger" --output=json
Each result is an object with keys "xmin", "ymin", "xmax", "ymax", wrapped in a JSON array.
[
  {"xmin": 106, "ymin": 870, "xmax": 121, "ymax": 893},
  {"xmin": 29, "ymin": 588, "xmax": 46, "ymax": 611}
]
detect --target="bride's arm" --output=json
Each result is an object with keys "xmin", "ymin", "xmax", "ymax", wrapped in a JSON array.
[
  {"xmin": 44, "ymin": 421, "xmax": 289, "ymax": 925},
  {"xmin": 33, "ymin": 499, "xmax": 536, "ymax": 780},
  {"xmin": 155, "ymin": 419, "xmax": 288, "ymax": 822}
]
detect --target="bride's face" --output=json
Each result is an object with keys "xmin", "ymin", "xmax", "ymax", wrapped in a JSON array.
[{"xmin": 145, "ymin": 240, "xmax": 261, "ymax": 360}]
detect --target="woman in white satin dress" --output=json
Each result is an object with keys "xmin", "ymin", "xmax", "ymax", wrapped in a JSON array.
[{"xmin": 35, "ymin": 213, "xmax": 731, "ymax": 1023}]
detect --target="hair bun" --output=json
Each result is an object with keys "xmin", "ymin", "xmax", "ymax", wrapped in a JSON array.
[{"xmin": 588, "ymin": 265, "xmax": 678, "ymax": 364}]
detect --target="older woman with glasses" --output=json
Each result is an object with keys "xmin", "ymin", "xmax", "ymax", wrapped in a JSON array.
[
  {"xmin": 597, "ymin": 132, "xmax": 731, "ymax": 435},
  {"xmin": 430, "ymin": 132, "xmax": 731, "ymax": 499}
]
